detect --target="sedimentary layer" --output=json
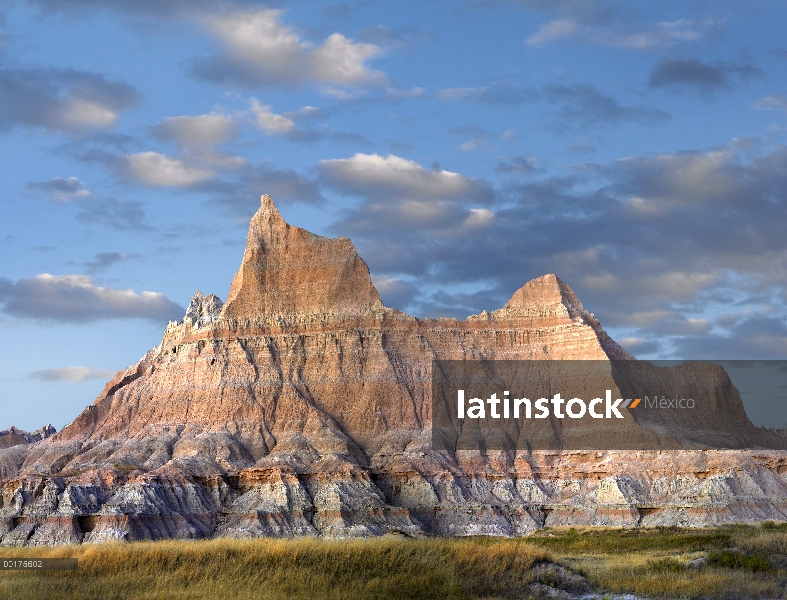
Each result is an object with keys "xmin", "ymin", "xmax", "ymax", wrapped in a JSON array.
[{"xmin": 2, "ymin": 195, "xmax": 786, "ymax": 546}]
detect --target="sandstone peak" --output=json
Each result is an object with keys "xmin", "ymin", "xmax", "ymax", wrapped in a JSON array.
[
  {"xmin": 502, "ymin": 274, "xmax": 586, "ymax": 317},
  {"xmin": 221, "ymin": 194, "xmax": 383, "ymax": 320}
]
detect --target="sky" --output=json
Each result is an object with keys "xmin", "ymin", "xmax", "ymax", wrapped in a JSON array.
[{"xmin": 1, "ymin": 0, "xmax": 786, "ymax": 432}]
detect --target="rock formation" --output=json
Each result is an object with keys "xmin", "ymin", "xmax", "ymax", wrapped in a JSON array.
[
  {"xmin": 0, "ymin": 425, "xmax": 56, "ymax": 449},
  {"xmin": 2, "ymin": 194, "xmax": 787, "ymax": 546}
]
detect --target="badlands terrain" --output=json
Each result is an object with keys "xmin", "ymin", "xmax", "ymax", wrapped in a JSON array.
[{"xmin": 2, "ymin": 195, "xmax": 786, "ymax": 546}]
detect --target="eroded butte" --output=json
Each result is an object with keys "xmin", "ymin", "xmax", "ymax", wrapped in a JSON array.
[{"xmin": 2, "ymin": 194, "xmax": 787, "ymax": 546}]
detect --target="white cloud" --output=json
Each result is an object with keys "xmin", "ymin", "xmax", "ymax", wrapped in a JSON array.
[
  {"xmin": 31, "ymin": 366, "xmax": 115, "ymax": 383},
  {"xmin": 151, "ymin": 113, "xmax": 247, "ymax": 175},
  {"xmin": 319, "ymin": 153, "xmax": 488, "ymax": 201},
  {"xmin": 310, "ymin": 33, "xmax": 384, "ymax": 85},
  {"xmin": 463, "ymin": 208, "xmax": 494, "ymax": 227},
  {"xmin": 153, "ymin": 112, "xmax": 237, "ymax": 148},
  {"xmin": 0, "ymin": 274, "xmax": 183, "ymax": 322},
  {"xmin": 126, "ymin": 151, "xmax": 214, "ymax": 187},
  {"xmin": 197, "ymin": 9, "xmax": 385, "ymax": 87},
  {"xmin": 207, "ymin": 9, "xmax": 303, "ymax": 79},
  {"xmin": 250, "ymin": 98, "xmax": 295, "ymax": 135},
  {"xmin": 58, "ymin": 98, "xmax": 119, "ymax": 128}
]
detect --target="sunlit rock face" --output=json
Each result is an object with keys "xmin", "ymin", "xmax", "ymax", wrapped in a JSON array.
[{"xmin": 2, "ymin": 194, "xmax": 786, "ymax": 546}]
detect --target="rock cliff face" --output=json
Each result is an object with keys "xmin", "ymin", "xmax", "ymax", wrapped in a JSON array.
[{"xmin": 2, "ymin": 194, "xmax": 787, "ymax": 546}]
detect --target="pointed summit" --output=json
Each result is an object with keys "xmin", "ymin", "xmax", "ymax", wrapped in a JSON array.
[
  {"xmin": 221, "ymin": 195, "xmax": 383, "ymax": 320},
  {"xmin": 492, "ymin": 274, "xmax": 633, "ymax": 359},
  {"xmin": 501, "ymin": 274, "xmax": 588, "ymax": 320}
]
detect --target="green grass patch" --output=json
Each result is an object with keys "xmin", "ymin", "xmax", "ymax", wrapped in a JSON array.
[
  {"xmin": 528, "ymin": 525, "xmax": 732, "ymax": 553},
  {"xmin": 706, "ymin": 549, "xmax": 772, "ymax": 572}
]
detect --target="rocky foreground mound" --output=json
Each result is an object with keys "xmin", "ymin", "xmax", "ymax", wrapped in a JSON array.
[{"xmin": 2, "ymin": 195, "xmax": 787, "ymax": 546}]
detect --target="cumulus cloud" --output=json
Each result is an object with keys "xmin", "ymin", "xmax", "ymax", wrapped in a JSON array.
[
  {"xmin": 149, "ymin": 111, "xmax": 249, "ymax": 175},
  {"xmin": 30, "ymin": 366, "xmax": 115, "ymax": 383},
  {"xmin": 320, "ymin": 153, "xmax": 492, "ymax": 202},
  {"xmin": 152, "ymin": 112, "xmax": 238, "ymax": 149},
  {"xmin": 0, "ymin": 274, "xmax": 183, "ymax": 322},
  {"xmin": 322, "ymin": 154, "xmax": 496, "ymax": 257},
  {"xmin": 311, "ymin": 33, "xmax": 383, "ymax": 85},
  {"xmin": 27, "ymin": 176, "xmax": 91, "ymax": 201},
  {"xmin": 190, "ymin": 9, "xmax": 386, "ymax": 88},
  {"xmin": 125, "ymin": 151, "xmax": 214, "ymax": 187},
  {"xmin": 649, "ymin": 59, "xmax": 762, "ymax": 93},
  {"xmin": 0, "ymin": 68, "xmax": 139, "ymax": 134},
  {"xmin": 250, "ymin": 99, "xmax": 295, "ymax": 135}
]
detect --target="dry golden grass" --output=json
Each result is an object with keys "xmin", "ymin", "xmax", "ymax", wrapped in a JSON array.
[
  {"xmin": 0, "ymin": 536, "xmax": 551, "ymax": 600},
  {"xmin": 3, "ymin": 524, "xmax": 787, "ymax": 599}
]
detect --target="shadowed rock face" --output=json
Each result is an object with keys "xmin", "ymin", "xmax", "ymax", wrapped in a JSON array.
[{"xmin": 2, "ymin": 195, "xmax": 787, "ymax": 546}]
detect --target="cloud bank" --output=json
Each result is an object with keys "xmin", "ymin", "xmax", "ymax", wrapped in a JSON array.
[
  {"xmin": 0, "ymin": 274, "xmax": 183, "ymax": 322},
  {"xmin": 0, "ymin": 68, "xmax": 139, "ymax": 134}
]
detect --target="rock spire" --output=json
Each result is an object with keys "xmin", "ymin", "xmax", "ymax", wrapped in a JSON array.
[{"xmin": 221, "ymin": 195, "xmax": 383, "ymax": 320}]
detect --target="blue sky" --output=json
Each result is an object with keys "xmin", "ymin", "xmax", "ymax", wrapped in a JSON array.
[{"xmin": 1, "ymin": 0, "xmax": 786, "ymax": 432}]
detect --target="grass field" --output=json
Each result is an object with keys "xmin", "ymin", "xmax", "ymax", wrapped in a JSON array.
[{"xmin": 2, "ymin": 523, "xmax": 787, "ymax": 599}]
